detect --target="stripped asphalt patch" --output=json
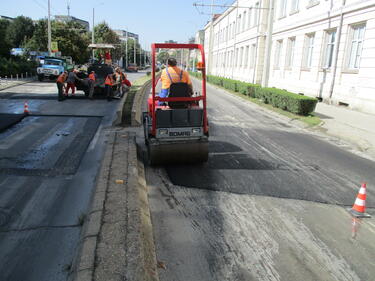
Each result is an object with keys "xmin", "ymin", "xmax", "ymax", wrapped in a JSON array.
[{"xmin": 0, "ymin": 115, "xmax": 101, "ymax": 176}]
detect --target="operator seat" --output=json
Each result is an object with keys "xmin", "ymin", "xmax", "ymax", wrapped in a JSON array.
[{"xmin": 168, "ymin": 82, "xmax": 191, "ymax": 109}]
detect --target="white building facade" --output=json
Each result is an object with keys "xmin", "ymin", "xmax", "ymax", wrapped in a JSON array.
[{"xmin": 202, "ymin": 0, "xmax": 375, "ymax": 114}]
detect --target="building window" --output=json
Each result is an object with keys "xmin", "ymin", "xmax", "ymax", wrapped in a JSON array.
[
  {"xmin": 248, "ymin": 8, "xmax": 252, "ymax": 28},
  {"xmin": 237, "ymin": 15, "xmax": 242, "ymax": 34},
  {"xmin": 243, "ymin": 11, "xmax": 247, "ymax": 32},
  {"xmin": 279, "ymin": 0, "xmax": 287, "ymax": 18},
  {"xmin": 274, "ymin": 40, "xmax": 283, "ymax": 68},
  {"xmin": 323, "ymin": 29, "xmax": 336, "ymax": 69},
  {"xmin": 244, "ymin": 46, "xmax": 249, "ymax": 67},
  {"xmin": 250, "ymin": 44, "xmax": 256, "ymax": 69},
  {"xmin": 233, "ymin": 21, "xmax": 236, "ymax": 38},
  {"xmin": 347, "ymin": 24, "xmax": 366, "ymax": 69},
  {"xmin": 235, "ymin": 48, "xmax": 239, "ymax": 67},
  {"xmin": 285, "ymin": 37, "xmax": 296, "ymax": 68},
  {"xmin": 254, "ymin": 2, "xmax": 259, "ymax": 26},
  {"xmin": 302, "ymin": 33, "xmax": 315, "ymax": 69},
  {"xmin": 239, "ymin": 47, "xmax": 244, "ymax": 67},
  {"xmin": 231, "ymin": 50, "xmax": 234, "ymax": 67},
  {"xmin": 290, "ymin": 0, "xmax": 299, "ymax": 13}
]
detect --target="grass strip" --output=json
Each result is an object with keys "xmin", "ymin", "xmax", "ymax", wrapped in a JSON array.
[{"xmin": 191, "ymin": 74, "xmax": 321, "ymax": 127}]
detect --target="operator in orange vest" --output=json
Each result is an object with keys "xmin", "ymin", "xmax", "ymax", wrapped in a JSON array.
[
  {"xmin": 105, "ymin": 73, "xmax": 115, "ymax": 101},
  {"xmin": 159, "ymin": 57, "xmax": 193, "ymax": 104},
  {"xmin": 56, "ymin": 71, "xmax": 68, "ymax": 101},
  {"xmin": 88, "ymin": 71, "xmax": 96, "ymax": 99}
]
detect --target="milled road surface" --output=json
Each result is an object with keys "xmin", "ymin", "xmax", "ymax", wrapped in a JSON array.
[
  {"xmin": 143, "ymin": 79, "xmax": 375, "ymax": 281},
  {"xmin": 0, "ymin": 71, "xmax": 144, "ymax": 281}
]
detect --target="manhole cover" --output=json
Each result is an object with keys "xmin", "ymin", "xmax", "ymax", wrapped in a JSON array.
[{"xmin": 0, "ymin": 209, "xmax": 11, "ymax": 227}]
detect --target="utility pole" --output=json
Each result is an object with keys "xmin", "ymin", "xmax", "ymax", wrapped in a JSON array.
[
  {"xmin": 47, "ymin": 0, "xmax": 52, "ymax": 56},
  {"xmin": 67, "ymin": 0, "xmax": 71, "ymax": 16},
  {"xmin": 125, "ymin": 30, "xmax": 128, "ymax": 69},
  {"xmin": 207, "ymin": 0, "xmax": 214, "ymax": 74},
  {"xmin": 134, "ymin": 39, "xmax": 136, "ymax": 65},
  {"xmin": 92, "ymin": 8, "xmax": 95, "ymax": 60}
]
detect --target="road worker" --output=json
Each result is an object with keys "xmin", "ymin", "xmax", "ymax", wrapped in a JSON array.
[
  {"xmin": 114, "ymin": 68, "xmax": 123, "ymax": 98},
  {"xmin": 65, "ymin": 69, "xmax": 80, "ymax": 96},
  {"xmin": 56, "ymin": 71, "xmax": 68, "ymax": 101},
  {"xmin": 159, "ymin": 57, "xmax": 193, "ymax": 104},
  {"xmin": 88, "ymin": 71, "xmax": 97, "ymax": 99},
  {"xmin": 105, "ymin": 73, "xmax": 115, "ymax": 101}
]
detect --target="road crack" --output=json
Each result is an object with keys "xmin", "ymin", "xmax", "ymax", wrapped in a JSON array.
[{"xmin": 0, "ymin": 224, "xmax": 80, "ymax": 233}]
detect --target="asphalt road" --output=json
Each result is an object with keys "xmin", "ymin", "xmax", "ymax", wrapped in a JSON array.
[
  {"xmin": 143, "ymin": 79, "xmax": 375, "ymax": 281},
  {"xmin": 0, "ymin": 71, "xmax": 144, "ymax": 281}
]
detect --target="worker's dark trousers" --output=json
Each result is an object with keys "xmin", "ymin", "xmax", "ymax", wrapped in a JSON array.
[
  {"xmin": 106, "ymin": 85, "xmax": 113, "ymax": 101},
  {"xmin": 57, "ymin": 82, "xmax": 65, "ymax": 101},
  {"xmin": 88, "ymin": 80, "xmax": 94, "ymax": 99}
]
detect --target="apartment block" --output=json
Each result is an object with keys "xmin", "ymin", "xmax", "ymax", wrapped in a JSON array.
[{"xmin": 202, "ymin": 0, "xmax": 375, "ymax": 113}]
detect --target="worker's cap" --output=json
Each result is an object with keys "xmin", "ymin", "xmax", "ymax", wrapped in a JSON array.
[
  {"xmin": 91, "ymin": 71, "xmax": 95, "ymax": 73},
  {"xmin": 167, "ymin": 58, "xmax": 177, "ymax": 66}
]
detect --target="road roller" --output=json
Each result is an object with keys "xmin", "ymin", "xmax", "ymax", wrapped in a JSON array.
[{"xmin": 143, "ymin": 43, "xmax": 209, "ymax": 165}]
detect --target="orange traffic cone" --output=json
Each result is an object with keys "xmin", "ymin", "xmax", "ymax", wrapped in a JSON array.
[
  {"xmin": 349, "ymin": 183, "xmax": 371, "ymax": 218},
  {"xmin": 24, "ymin": 101, "xmax": 29, "ymax": 114}
]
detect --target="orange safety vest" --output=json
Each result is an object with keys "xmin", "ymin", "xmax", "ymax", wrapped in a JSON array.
[
  {"xmin": 89, "ymin": 73, "xmax": 96, "ymax": 81},
  {"xmin": 105, "ymin": 75, "xmax": 113, "ymax": 86},
  {"xmin": 56, "ymin": 73, "xmax": 66, "ymax": 83}
]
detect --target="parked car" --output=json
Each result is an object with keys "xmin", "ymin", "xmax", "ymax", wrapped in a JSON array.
[{"xmin": 126, "ymin": 63, "xmax": 138, "ymax": 72}]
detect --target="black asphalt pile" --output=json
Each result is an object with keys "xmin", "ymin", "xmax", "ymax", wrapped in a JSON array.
[{"xmin": 0, "ymin": 113, "xmax": 26, "ymax": 132}]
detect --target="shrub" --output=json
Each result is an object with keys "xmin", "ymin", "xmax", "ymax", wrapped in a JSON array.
[
  {"xmin": 254, "ymin": 87, "xmax": 317, "ymax": 115},
  {"xmin": 222, "ymin": 78, "xmax": 237, "ymax": 92},
  {"xmin": 0, "ymin": 56, "xmax": 37, "ymax": 77},
  {"xmin": 207, "ymin": 75, "xmax": 223, "ymax": 86}
]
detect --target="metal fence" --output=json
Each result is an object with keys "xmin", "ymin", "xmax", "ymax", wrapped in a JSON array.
[{"xmin": 0, "ymin": 72, "xmax": 36, "ymax": 87}]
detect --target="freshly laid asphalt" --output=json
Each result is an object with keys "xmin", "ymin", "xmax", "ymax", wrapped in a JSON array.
[
  {"xmin": 0, "ymin": 72, "xmax": 143, "ymax": 281},
  {"xmin": 144, "ymin": 79, "xmax": 375, "ymax": 281}
]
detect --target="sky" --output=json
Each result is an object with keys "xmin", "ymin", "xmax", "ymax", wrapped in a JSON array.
[{"xmin": 0, "ymin": 0, "xmax": 230, "ymax": 50}]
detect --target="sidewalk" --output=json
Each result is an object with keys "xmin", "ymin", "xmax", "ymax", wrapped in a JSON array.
[
  {"xmin": 0, "ymin": 78, "xmax": 35, "ymax": 91},
  {"xmin": 313, "ymin": 102, "xmax": 375, "ymax": 159}
]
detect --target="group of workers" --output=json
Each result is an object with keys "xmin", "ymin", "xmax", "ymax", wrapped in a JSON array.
[
  {"xmin": 56, "ymin": 57, "xmax": 191, "ymax": 103},
  {"xmin": 104, "ymin": 67, "xmax": 131, "ymax": 101},
  {"xmin": 56, "ymin": 67, "xmax": 131, "ymax": 101},
  {"xmin": 56, "ymin": 69, "xmax": 85, "ymax": 101}
]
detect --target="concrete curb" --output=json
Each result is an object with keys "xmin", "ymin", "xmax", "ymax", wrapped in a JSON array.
[
  {"xmin": 131, "ymin": 79, "xmax": 152, "ymax": 127},
  {"xmin": 69, "ymin": 132, "xmax": 115, "ymax": 281},
  {"xmin": 70, "ymin": 76, "xmax": 159, "ymax": 281},
  {"xmin": 0, "ymin": 78, "xmax": 36, "ymax": 92},
  {"xmin": 112, "ymin": 90, "xmax": 129, "ymax": 126},
  {"xmin": 131, "ymin": 73, "xmax": 160, "ymax": 127}
]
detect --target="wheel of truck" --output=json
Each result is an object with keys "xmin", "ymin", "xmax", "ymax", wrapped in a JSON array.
[
  {"xmin": 38, "ymin": 75, "xmax": 44, "ymax": 82},
  {"xmin": 84, "ymin": 90, "xmax": 89, "ymax": 97}
]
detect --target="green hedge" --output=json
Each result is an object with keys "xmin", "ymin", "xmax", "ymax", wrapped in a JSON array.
[
  {"xmin": 0, "ymin": 57, "xmax": 37, "ymax": 77},
  {"xmin": 189, "ymin": 71, "xmax": 317, "ymax": 116}
]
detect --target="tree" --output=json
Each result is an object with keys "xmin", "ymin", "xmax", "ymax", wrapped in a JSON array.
[
  {"xmin": 0, "ymin": 19, "xmax": 11, "ymax": 57},
  {"xmin": 25, "ymin": 19, "xmax": 90, "ymax": 64},
  {"xmin": 157, "ymin": 51, "xmax": 169, "ymax": 64},
  {"xmin": 6, "ymin": 16, "xmax": 34, "ymax": 47},
  {"xmin": 94, "ymin": 22, "xmax": 121, "ymax": 60},
  {"xmin": 52, "ymin": 21, "xmax": 90, "ymax": 64},
  {"xmin": 24, "ymin": 19, "xmax": 48, "ymax": 52}
]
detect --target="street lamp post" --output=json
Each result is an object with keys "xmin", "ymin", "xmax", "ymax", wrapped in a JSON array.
[
  {"xmin": 134, "ymin": 38, "xmax": 136, "ymax": 65},
  {"xmin": 92, "ymin": 8, "xmax": 95, "ymax": 59},
  {"xmin": 125, "ymin": 30, "xmax": 128, "ymax": 69},
  {"xmin": 47, "ymin": 0, "xmax": 52, "ymax": 56}
]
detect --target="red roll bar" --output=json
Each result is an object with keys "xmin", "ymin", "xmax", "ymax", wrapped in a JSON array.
[{"xmin": 151, "ymin": 43, "xmax": 208, "ymax": 136}]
